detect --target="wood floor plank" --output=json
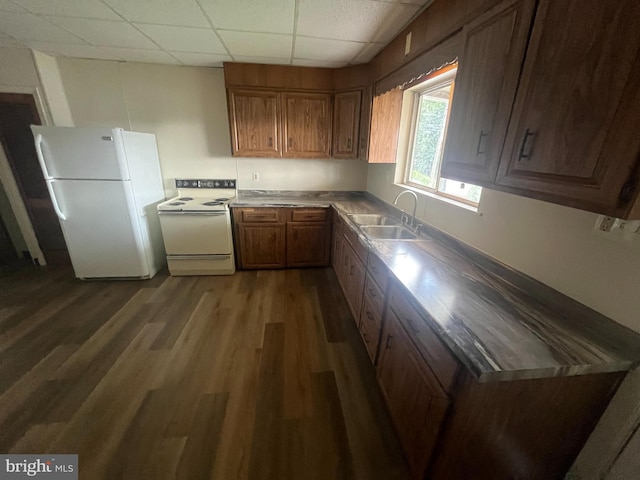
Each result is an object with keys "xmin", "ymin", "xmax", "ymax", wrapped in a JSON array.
[{"xmin": 0, "ymin": 267, "xmax": 408, "ymax": 480}]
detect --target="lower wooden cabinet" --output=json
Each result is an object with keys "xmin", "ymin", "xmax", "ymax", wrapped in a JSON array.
[
  {"xmin": 233, "ymin": 207, "xmax": 330, "ymax": 269},
  {"xmin": 377, "ymin": 307, "xmax": 450, "ymax": 478},
  {"xmin": 236, "ymin": 223, "xmax": 286, "ymax": 269}
]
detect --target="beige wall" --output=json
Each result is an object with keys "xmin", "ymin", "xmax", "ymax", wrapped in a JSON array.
[
  {"xmin": 56, "ymin": 58, "xmax": 368, "ymax": 196},
  {"xmin": 367, "ymin": 163, "xmax": 640, "ymax": 479}
]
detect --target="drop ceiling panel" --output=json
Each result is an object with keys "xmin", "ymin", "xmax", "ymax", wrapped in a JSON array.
[
  {"xmin": 371, "ymin": 3, "xmax": 424, "ymax": 44},
  {"xmin": 219, "ymin": 31, "xmax": 292, "ymax": 59},
  {"xmin": 0, "ymin": 13, "xmax": 85, "ymax": 42},
  {"xmin": 351, "ymin": 42, "xmax": 385, "ymax": 63},
  {"xmin": 103, "ymin": 0, "xmax": 210, "ymax": 28},
  {"xmin": 104, "ymin": 47, "xmax": 180, "ymax": 64},
  {"xmin": 17, "ymin": 0, "xmax": 121, "ymax": 20},
  {"xmin": 0, "ymin": 0, "xmax": 27, "ymax": 12},
  {"xmin": 297, "ymin": 0, "xmax": 418, "ymax": 42},
  {"xmin": 200, "ymin": 0, "xmax": 295, "ymax": 34},
  {"xmin": 295, "ymin": 36, "xmax": 365, "ymax": 62},
  {"xmin": 135, "ymin": 24, "xmax": 227, "ymax": 54},
  {"xmin": 25, "ymin": 41, "xmax": 120, "ymax": 60},
  {"xmin": 170, "ymin": 52, "xmax": 231, "ymax": 67},
  {"xmin": 45, "ymin": 17, "xmax": 157, "ymax": 49},
  {"xmin": 233, "ymin": 55, "xmax": 292, "ymax": 65}
]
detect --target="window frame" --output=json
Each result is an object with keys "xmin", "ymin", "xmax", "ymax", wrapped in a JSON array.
[{"xmin": 401, "ymin": 66, "xmax": 481, "ymax": 208}]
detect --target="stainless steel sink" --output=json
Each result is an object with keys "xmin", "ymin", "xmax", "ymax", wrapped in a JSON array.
[
  {"xmin": 360, "ymin": 225, "xmax": 417, "ymax": 240},
  {"xmin": 347, "ymin": 214, "xmax": 399, "ymax": 226}
]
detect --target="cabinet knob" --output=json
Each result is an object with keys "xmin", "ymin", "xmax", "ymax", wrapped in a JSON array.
[
  {"xmin": 366, "ymin": 310, "xmax": 373, "ymax": 320},
  {"xmin": 385, "ymin": 334, "xmax": 393, "ymax": 350},
  {"xmin": 518, "ymin": 129, "xmax": 536, "ymax": 161},
  {"xmin": 368, "ymin": 288, "xmax": 377, "ymax": 297},
  {"xmin": 347, "ymin": 138, "xmax": 351, "ymax": 149},
  {"xmin": 363, "ymin": 331, "xmax": 370, "ymax": 343},
  {"xmin": 288, "ymin": 138, "xmax": 292, "ymax": 148},
  {"xmin": 268, "ymin": 136, "xmax": 273, "ymax": 147},
  {"xmin": 350, "ymin": 265, "xmax": 355, "ymax": 275}
]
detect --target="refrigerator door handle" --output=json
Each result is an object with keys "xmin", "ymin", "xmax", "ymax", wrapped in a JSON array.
[
  {"xmin": 34, "ymin": 133, "xmax": 53, "ymax": 179},
  {"xmin": 45, "ymin": 179, "xmax": 67, "ymax": 221},
  {"xmin": 35, "ymin": 134, "xmax": 67, "ymax": 221}
]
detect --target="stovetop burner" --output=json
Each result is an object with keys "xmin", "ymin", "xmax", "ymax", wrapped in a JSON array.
[
  {"xmin": 202, "ymin": 201, "xmax": 223, "ymax": 206},
  {"xmin": 215, "ymin": 198, "xmax": 230, "ymax": 202},
  {"xmin": 178, "ymin": 196, "xmax": 193, "ymax": 201},
  {"xmin": 168, "ymin": 201, "xmax": 185, "ymax": 206}
]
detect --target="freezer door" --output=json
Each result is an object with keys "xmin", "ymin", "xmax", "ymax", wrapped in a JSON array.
[
  {"xmin": 31, "ymin": 126, "xmax": 129, "ymax": 180},
  {"xmin": 51, "ymin": 179, "xmax": 149, "ymax": 278}
]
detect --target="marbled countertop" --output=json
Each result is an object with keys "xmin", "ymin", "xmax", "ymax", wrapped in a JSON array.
[{"xmin": 232, "ymin": 191, "xmax": 640, "ymax": 382}]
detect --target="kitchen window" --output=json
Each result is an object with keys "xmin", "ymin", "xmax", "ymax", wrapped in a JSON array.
[{"xmin": 402, "ymin": 67, "xmax": 482, "ymax": 207}]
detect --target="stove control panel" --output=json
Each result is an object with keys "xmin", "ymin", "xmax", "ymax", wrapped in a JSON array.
[{"xmin": 175, "ymin": 179, "xmax": 236, "ymax": 189}]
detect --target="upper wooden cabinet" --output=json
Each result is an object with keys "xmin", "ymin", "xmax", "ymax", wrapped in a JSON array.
[
  {"xmin": 332, "ymin": 91, "xmax": 362, "ymax": 159},
  {"xmin": 282, "ymin": 92, "xmax": 332, "ymax": 158},
  {"xmin": 441, "ymin": 0, "xmax": 536, "ymax": 184},
  {"xmin": 495, "ymin": 0, "xmax": 640, "ymax": 218},
  {"xmin": 228, "ymin": 90, "xmax": 280, "ymax": 157},
  {"xmin": 439, "ymin": 0, "xmax": 640, "ymax": 218},
  {"xmin": 368, "ymin": 88, "xmax": 403, "ymax": 164}
]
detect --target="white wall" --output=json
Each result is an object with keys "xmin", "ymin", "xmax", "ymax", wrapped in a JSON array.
[
  {"xmin": 56, "ymin": 58, "xmax": 368, "ymax": 196},
  {"xmin": 367, "ymin": 163, "xmax": 640, "ymax": 479}
]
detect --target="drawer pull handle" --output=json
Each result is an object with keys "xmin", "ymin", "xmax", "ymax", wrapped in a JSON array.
[
  {"xmin": 518, "ymin": 128, "xmax": 535, "ymax": 161},
  {"xmin": 268, "ymin": 136, "xmax": 273, "ymax": 147},
  {"xmin": 347, "ymin": 138, "xmax": 351, "ymax": 149},
  {"xmin": 288, "ymin": 138, "xmax": 292, "ymax": 148},
  {"xmin": 476, "ymin": 130, "xmax": 488, "ymax": 156},
  {"xmin": 363, "ymin": 331, "xmax": 369, "ymax": 343},
  {"xmin": 350, "ymin": 265, "xmax": 355, "ymax": 275},
  {"xmin": 385, "ymin": 334, "xmax": 393, "ymax": 350}
]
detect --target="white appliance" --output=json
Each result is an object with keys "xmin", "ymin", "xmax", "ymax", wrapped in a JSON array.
[
  {"xmin": 157, "ymin": 179, "xmax": 236, "ymax": 276},
  {"xmin": 31, "ymin": 126, "xmax": 166, "ymax": 280}
]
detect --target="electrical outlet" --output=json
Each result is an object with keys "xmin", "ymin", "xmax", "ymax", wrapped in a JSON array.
[
  {"xmin": 252, "ymin": 172, "xmax": 259, "ymax": 182},
  {"xmin": 595, "ymin": 215, "xmax": 615, "ymax": 232}
]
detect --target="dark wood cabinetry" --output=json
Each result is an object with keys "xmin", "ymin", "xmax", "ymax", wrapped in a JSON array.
[
  {"xmin": 368, "ymin": 88, "xmax": 403, "ymax": 164},
  {"xmin": 286, "ymin": 208, "xmax": 331, "ymax": 267},
  {"xmin": 439, "ymin": 0, "xmax": 640, "ymax": 217},
  {"xmin": 233, "ymin": 207, "xmax": 330, "ymax": 269},
  {"xmin": 282, "ymin": 92, "xmax": 332, "ymax": 158},
  {"xmin": 227, "ymin": 90, "xmax": 280, "ymax": 157},
  {"xmin": 495, "ymin": 0, "xmax": 640, "ymax": 218},
  {"xmin": 377, "ymin": 307, "xmax": 451, "ymax": 478},
  {"xmin": 441, "ymin": 0, "xmax": 535, "ymax": 184},
  {"xmin": 332, "ymin": 91, "xmax": 362, "ymax": 159}
]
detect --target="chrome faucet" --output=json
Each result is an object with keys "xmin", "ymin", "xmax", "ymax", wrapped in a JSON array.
[{"xmin": 393, "ymin": 190, "xmax": 418, "ymax": 229}]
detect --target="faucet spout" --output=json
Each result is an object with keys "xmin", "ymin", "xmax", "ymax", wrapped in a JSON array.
[{"xmin": 393, "ymin": 190, "xmax": 418, "ymax": 228}]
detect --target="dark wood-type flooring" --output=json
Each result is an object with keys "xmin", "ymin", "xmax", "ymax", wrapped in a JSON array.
[{"xmin": 0, "ymin": 266, "xmax": 408, "ymax": 479}]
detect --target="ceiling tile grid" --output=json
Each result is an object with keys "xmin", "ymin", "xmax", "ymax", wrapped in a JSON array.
[{"xmin": 0, "ymin": 0, "xmax": 432, "ymax": 67}]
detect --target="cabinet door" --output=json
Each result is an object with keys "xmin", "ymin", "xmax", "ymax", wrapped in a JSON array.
[
  {"xmin": 332, "ymin": 91, "xmax": 362, "ymax": 159},
  {"xmin": 441, "ymin": 0, "xmax": 535, "ymax": 185},
  {"xmin": 282, "ymin": 92, "xmax": 332, "ymax": 158},
  {"xmin": 286, "ymin": 222, "xmax": 330, "ymax": 267},
  {"xmin": 377, "ymin": 308, "xmax": 450, "ymax": 478},
  {"xmin": 331, "ymin": 218, "xmax": 343, "ymax": 273},
  {"xmin": 346, "ymin": 246, "xmax": 366, "ymax": 324},
  {"xmin": 496, "ymin": 0, "xmax": 640, "ymax": 217},
  {"xmin": 237, "ymin": 224, "xmax": 286, "ymax": 269},
  {"xmin": 228, "ymin": 89, "xmax": 280, "ymax": 157},
  {"xmin": 368, "ymin": 88, "xmax": 403, "ymax": 164}
]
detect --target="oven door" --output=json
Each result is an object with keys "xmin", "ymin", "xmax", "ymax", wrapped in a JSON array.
[{"xmin": 158, "ymin": 210, "xmax": 232, "ymax": 255}]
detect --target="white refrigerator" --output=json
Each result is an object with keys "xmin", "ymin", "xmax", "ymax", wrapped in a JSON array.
[{"xmin": 31, "ymin": 126, "xmax": 166, "ymax": 280}]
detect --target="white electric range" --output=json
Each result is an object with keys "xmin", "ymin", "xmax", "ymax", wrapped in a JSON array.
[{"xmin": 157, "ymin": 179, "xmax": 236, "ymax": 275}]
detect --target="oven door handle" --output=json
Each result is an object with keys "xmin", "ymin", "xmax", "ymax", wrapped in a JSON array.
[
  {"xmin": 158, "ymin": 211, "xmax": 227, "ymax": 216},
  {"xmin": 167, "ymin": 254, "xmax": 231, "ymax": 260}
]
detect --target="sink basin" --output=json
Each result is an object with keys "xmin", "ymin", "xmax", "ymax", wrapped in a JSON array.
[
  {"xmin": 347, "ymin": 214, "xmax": 399, "ymax": 226},
  {"xmin": 360, "ymin": 225, "xmax": 417, "ymax": 240}
]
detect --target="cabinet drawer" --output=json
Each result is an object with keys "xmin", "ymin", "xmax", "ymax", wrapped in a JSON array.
[
  {"xmin": 240, "ymin": 208, "xmax": 284, "ymax": 223},
  {"xmin": 291, "ymin": 208, "xmax": 327, "ymax": 222},
  {"xmin": 343, "ymin": 227, "xmax": 368, "ymax": 264},
  {"xmin": 389, "ymin": 286, "xmax": 459, "ymax": 392},
  {"xmin": 367, "ymin": 254, "xmax": 389, "ymax": 293},
  {"xmin": 363, "ymin": 274, "xmax": 385, "ymax": 316}
]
